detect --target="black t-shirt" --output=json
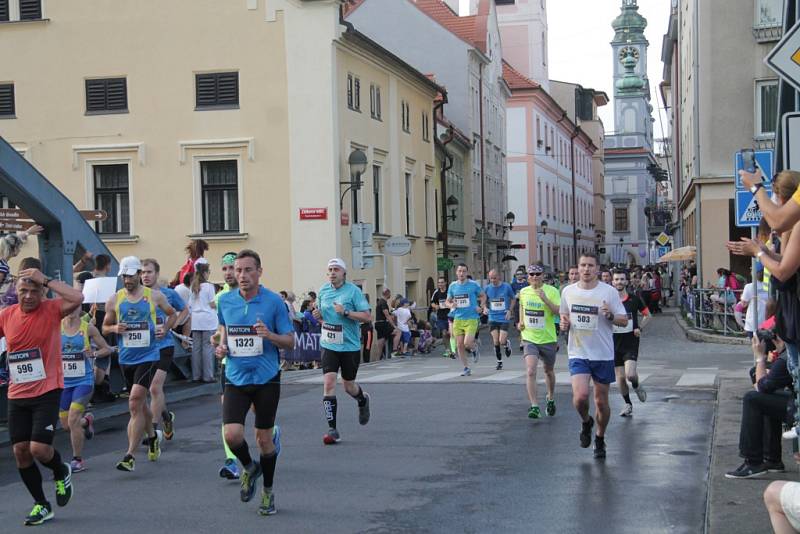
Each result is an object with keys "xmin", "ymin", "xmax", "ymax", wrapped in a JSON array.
[
  {"xmin": 613, "ymin": 293, "xmax": 648, "ymax": 351},
  {"xmin": 375, "ymin": 298, "xmax": 390, "ymax": 324},
  {"xmin": 431, "ymin": 289, "xmax": 449, "ymax": 320}
]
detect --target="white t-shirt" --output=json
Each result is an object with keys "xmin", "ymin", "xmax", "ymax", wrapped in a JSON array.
[
  {"xmin": 560, "ymin": 281, "xmax": 626, "ymax": 361},
  {"xmin": 741, "ymin": 281, "xmax": 768, "ymax": 332},
  {"xmin": 392, "ymin": 307, "xmax": 412, "ymax": 333},
  {"xmin": 188, "ymin": 282, "xmax": 219, "ymax": 331},
  {"xmin": 175, "ymin": 284, "xmax": 191, "ymax": 306}
]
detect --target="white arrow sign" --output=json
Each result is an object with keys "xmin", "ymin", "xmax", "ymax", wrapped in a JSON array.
[{"xmin": 765, "ymin": 19, "xmax": 800, "ymax": 92}]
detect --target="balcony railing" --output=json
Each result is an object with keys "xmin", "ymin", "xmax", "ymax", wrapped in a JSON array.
[{"xmin": 753, "ymin": 24, "xmax": 783, "ymax": 43}]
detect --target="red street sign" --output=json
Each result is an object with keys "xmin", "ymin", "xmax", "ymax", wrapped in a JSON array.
[
  {"xmin": 299, "ymin": 207, "xmax": 328, "ymax": 220},
  {"xmin": 0, "ymin": 220, "xmax": 34, "ymax": 232},
  {"xmin": 0, "ymin": 208, "xmax": 29, "ymax": 220},
  {"xmin": 340, "ymin": 211, "xmax": 350, "ymax": 226},
  {"xmin": 79, "ymin": 209, "xmax": 108, "ymax": 221},
  {"xmin": 510, "ymin": 244, "xmax": 526, "ymax": 249}
]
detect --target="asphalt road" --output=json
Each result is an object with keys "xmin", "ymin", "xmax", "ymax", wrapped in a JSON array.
[{"xmin": 0, "ymin": 379, "xmax": 714, "ymax": 533}]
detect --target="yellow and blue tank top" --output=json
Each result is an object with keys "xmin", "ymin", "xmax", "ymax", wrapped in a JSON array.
[
  {"xmin": 61, "ymin": 322, "xmax": 94, "ymax": 388},
  {"xmin": 115, "ymin": 287, "xmax": 158, "ymax": 365}
]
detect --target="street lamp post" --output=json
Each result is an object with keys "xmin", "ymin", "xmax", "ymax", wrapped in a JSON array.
[
  {"xmin": 537, "ymin": 220, "xmax": 548, "ymax": 267},
  {"xmin": 340, "ymin": 148, "xmax": 368, "ymax": 222}
]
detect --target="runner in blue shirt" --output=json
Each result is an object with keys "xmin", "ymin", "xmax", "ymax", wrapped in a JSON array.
[
  {"xmin": 216, "ymin": 249, "xmax": 295, "ymax": 515},
  {"xmin": 484, "ymin": 269, "xmax": 516, "ymax": 370},
  {"xmin": 445, "ymin": 263, "xmax": 485, "ymax": 376},
  {"xmin": 312, "ymin": 258, "xmax": 373, "ymax": 445},
  {"xmin": 141, "ymin": 258, "xmax": 187, "ymax": 442}
]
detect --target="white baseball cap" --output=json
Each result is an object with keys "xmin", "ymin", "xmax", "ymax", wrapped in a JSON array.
[
  {"xmin": 118, "ymin": 256, "xmax": 143, "ymax": 276},
  {"xmin": 327, "ymin": 258, "xmax": 347, "ymax": 272}
]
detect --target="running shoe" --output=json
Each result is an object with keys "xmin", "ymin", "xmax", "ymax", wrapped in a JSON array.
[
  {"xmin": 620, "ymin": 404, "xmax": 633, "ymax": 417},
  {"xmin": 634, "ymin": 386, "xmax": 647, "ymax": 403},
  {"xmin": 763, "ymin": 460, "xmax": 786, "ymax": 473},
  {"xmin": 272, "ymin": 424, "xmax": 282, "ymax": 456},
  {"xmin": 725, "ymin": 462, "xmax": 767, "ymax": 479},
  {"xmin": 358, "ymin": 394, "xmax": 371, "ymax": 425},
  {"xmin": 470, "ymin": 349, "xmax": 479, "ymax": 363},
  {"xmin": 460, "ymin": 367, "xmax": 472, "ymax": 377},
  {"xmin": 240, "ymin": 463, "xmax": 263, "ymax": 502},
  {"xmin": 505, "ymin": 340, "xmax": 512, "ymax": 357},
  {"xmin": 24, "ymin": 503, "xmax": 53, "ymax": 526},
  {"xmin": 545, "ymin": 398, "xmax": 556, "ymax": 417},
  {"xmin": 83, "ymin": 413, "xmax": 95, "ymax": 440},
  {"xmin": 116, "ymin": 455, "xmax": 135, "ymax": 472},
  {"xmin": 258, "ymin": 490, "xmax": 277, "ymax": 516},
  {"xmin": 219, "ymin": 459, "xmax": 240, "ymax": 479},
  {"xmin": 528, "ymin": 405, "xmax": 541, "ymax": 419},
  {"xmin": 783, "ymin": 427, "xmax": 798, "ymax": 440},
  {"xmin": 495, "ymin": 361, "xmax": 503, "ymax": 370},
  {"xmin": 70, "ymin": 458, "xmax": 85, "ymax": 473},
  {"xmin": 162, "ymin": 411, "xmax": 175, "ymax": 440},
  {"xmin": 54, "ymin": 463, "xmax": 73, "ymax": 507},
  {"xmin": 579, "ymin": 416, "xmax": 594, "ymax": 448},
  {"xmin": 147, "ymin": 432, "xmax": 162, "ymax": 462},
  {"xmin": 323, "ymin": 428, "xmax": 341, "ymax": 445},
  {"xmin": 593, "ymin": 436, "xmax": 607, "ymax": 459}
]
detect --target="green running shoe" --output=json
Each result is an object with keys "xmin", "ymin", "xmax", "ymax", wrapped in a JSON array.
[
  {"xmin": 528, "ymin": 405, "xmax": 541, "ymax": 419},
  {"xmin": 24, "ymin": 503, "xmax": 53, "ymax": 526},
  {"xmin": 546, "ymin": 398, "xmax": 556, "ymax": 417},
  {"xmin": 240, "ymin": 463, "xmax": 262, "ymax": 502},
  {"xmin": 162, "ymin": 411, "xmax": 175, "ymax": 440},
  {"xmin": 54, "ymin": 462, "xmax": 73, "ymax": 507},
  {"xmin": 116, "ymin": 454, "xmax": 135, "ymax": 472},
  {"xmin": 258, "ymin": 490, "xmax": 277, "ymax": 516}
]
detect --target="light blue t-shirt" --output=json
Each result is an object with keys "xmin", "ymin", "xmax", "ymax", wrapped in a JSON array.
[
  {"xmin": 447, "ymin": 280, "xmax": 483, "ymax": 320},
  {"xmin": 317, "ymin": 281, "xmax": 371, "ymax": 352},
  {"xmin": 485, "ymin": 282, "xmax": 516, "ymax": 323},
  {"xmin": 217, "ymin": 286, "xmax": 293, "ymax": 386},
  {"xmin": 155, "ymin": 286, "xmax": 185, "ymax": 350}
]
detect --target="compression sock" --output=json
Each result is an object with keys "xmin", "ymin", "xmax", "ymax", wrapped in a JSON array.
[
  {"xmin": 450, "ymin": 337, "xmax": 457, "ymax": 353},
  {"xmin": 230, "ymin": 440, "xmax": 253, "ymax": 468},
  {"xmin": 323, "ymin": 396, "xmax": 338, "ymax": 428},
  {"xmin": 19, "ymin": 464, "xmax": 47, "ymax": 503},
  {"xmin": 41, "ymin": 449, "xmax": 67, "ymax": 478},
  {"xmin": 222, "ymin": 425, "xmax": 236, "ymax": 460},
  {"xmin": 631, "ymin": 377, "xmax": 639, "ymax": 389},
  {"xmin": 260, "ymin": 451, "xmax": 278, "ymax": 489},
  {"xmin": 351, "ymin": 387, "xmax": 367, "ymax": 406},
  {"xmin": 622, "ymin": 394, "xmax": 632, "ymax": 404},
  {"xmin": 494, "ymin": 344, "xmax": 502, "ymax": 361}
]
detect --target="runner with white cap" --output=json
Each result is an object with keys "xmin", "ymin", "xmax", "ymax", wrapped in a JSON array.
[
  {"xmin": 312, "ymin": 258, "xmax": 372, "ymax": 445},
  {"xmin": 102, "ymin": 256, "xmax": 176, "ymax": 472}
]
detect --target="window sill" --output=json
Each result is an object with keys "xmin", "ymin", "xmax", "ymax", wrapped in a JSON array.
[
  {"xmin": 0, "ymin": 18, "xmax": 50, "ymax": 26},
  {"xmin": 0, "ymin": 115, "xmax": 17, "ymax": 120},
  {"xmin": 348, "ymin": 107, "xmax": 362, "ymax": 113},
  {"xmin": 187, "ymin": 232, "xmax": 249, "ymax": 241},
  {"xmin": 405, "ymin": 234, "xmax": 420, "ymax": 240},
  {"xmin": 194, "ymin": 105, "xmax": 240, "ymax": 111},
  {"xmin": 101, "ymin": 234, "xmax": 140, "ymax": 244},
  {"xmin": 371, "ymin": 115, "xmax": 382, "ymax": 122},
  {"xmin": 372, "ymin": 232, "xmax": 390, "ymax": 241},
  {"xmin": 424, "ymin": 235, "xmax": 437, "ymax": 242},
  {"xmin": 85, "ymin": 109, "xmax": 129, "ymax": 116}
]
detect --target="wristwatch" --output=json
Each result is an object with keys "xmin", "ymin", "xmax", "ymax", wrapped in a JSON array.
[
  {"xmin": 749, "ymin": 182, "xmax": 764, "ymax": 195},
  {"xmin": 343, "ymin": 309, "xmax": 350, "ymax": 318},
  {"xmin": 43, "ymin": 276, "xmax": 52, "ymax": 287},
  {"xmin": 756, "ymin": 251, "xmax": 765, "ymax": 259},
  {"xmin": 605, "ymin": 312, "xmax": 614, "ymax": 321}
]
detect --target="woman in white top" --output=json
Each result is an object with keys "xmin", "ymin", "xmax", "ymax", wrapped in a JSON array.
[{"xmin": 188, "ymin": 261, "xmax": 218, "ymax": 382}]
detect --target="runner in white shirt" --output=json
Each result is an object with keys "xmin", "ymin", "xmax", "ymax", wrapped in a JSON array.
[{"xmin": 559, "ymin": 253, "xmax": 627, "ymax": 459}]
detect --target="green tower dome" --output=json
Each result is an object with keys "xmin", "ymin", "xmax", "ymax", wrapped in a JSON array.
[{"xmin": 612, "ymin": 0, "xmax": 647, "ymax": 44}]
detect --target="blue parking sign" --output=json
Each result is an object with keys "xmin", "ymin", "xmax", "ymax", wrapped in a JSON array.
[
  {"xmin": 735, "ymin": 188, "xmax": 771, "ymax": 227},
  {"xmin": 734, "ymin": 150, "xmax": 773, "ymax": 189}
]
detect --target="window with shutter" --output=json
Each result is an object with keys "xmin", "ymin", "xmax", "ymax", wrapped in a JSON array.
[
  {"xmin": 18, "ymin": 0, "xmax": 41, "ymax": 20},
  {"xmin": 85, "ymin": 78, "xmax": 128, "ymax": 113},
  {"xmin": 94, "ymin": 164, "xmax": 130, "ymax": 235},
  {"xmin": 0, "ymin": 0, "xmax": 9, "ymax": 22},
  {"xmin": 195, "ymin": 72, "xmax": 239, "ymax": 109},
  {"xmin": 0, "ymin": 84, "xmax": 15, "ymax": 117},
  {"xmin": 201, "ymin": 160, "xmax": 239, "ymax": 232}
]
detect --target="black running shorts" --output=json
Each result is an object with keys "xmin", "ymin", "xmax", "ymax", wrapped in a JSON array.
[
  {"xmin": 121, "ymin": 361, "xmax": 158, "ymax": 391},
  {"xmin": 8, "ymin": 389, "xmax": 62, "ymax": 445},
  {"xmin": 222, "ymin": 377, "xmax": 280, "ymax": 429},
  {"xmin": 321, "ymin": 348, "xmax": 360, "ymax": 381},
  {"xmin": 157, "ymin": 346, "xmax": 174, "ymax": 372}
]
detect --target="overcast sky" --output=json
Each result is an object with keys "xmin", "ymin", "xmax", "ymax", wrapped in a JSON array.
[{"xmin": 546, "ymin": 0, "xmax": 673, "ymax": 138}]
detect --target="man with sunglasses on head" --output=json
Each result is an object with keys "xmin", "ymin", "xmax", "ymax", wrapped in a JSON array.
[{"xmin": 518, "ymin": 264, "xmax": 561, "ymax": 419}]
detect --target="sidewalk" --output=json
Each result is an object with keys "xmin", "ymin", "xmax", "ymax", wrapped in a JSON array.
[{"xmin": 707, "ymin": 377, "xmax": 799, "ymax": 533}]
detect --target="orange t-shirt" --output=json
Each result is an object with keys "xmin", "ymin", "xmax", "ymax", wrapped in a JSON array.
[{"xmin": 0, "ymin": 298, "xmax": 64, "ymax": 399}]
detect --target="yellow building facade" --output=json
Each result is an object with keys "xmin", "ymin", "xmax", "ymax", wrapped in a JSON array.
[{"xmin": 1, "ymin": 0, "xmax": 441, "ymax": 302}]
